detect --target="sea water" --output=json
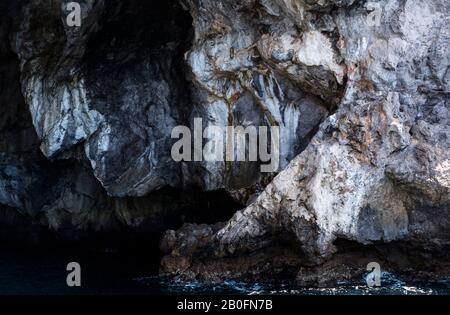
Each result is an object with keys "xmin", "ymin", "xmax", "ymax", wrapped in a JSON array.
[{"xmin": 0, "ymin": 251, "xmax": 449, "ymax": 295}]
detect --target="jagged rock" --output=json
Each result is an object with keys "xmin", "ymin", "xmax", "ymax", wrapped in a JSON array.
[
  {"xmin": 183, "ymin": 0, "xmax": 342, "ymax": 191},
  {"xmin": 160, "ymin": 0, "xmax": 450, "ymax": 283},
  {"xmin": 5, "ymin": 0, "xmax": 334, "ymax": 199}
]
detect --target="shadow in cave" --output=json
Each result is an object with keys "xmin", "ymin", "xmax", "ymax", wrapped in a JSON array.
[
  {"xmin": 82, "ymin": 0, "xmax": 194, "ymax": 123},
  {"xmin": 0, "ymin": 0, "xmax": 244, "ymax": 281}
]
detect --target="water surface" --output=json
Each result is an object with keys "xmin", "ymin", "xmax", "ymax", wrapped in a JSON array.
[{"xmin": 1, "ymin": 251, "xmax": 449, "ymax": 295}]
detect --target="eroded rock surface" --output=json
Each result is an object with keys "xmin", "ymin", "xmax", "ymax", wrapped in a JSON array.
[
  {"xmin": 161, "ymin": 0, "xmax": 450, "ymax": 284},
  {"xmin": 12, "ymin": 0, "xmax": 193, "ymax": 197},
  {"xmin": 5, "ymin": 0, "xmax": 335, "ymax": 200},
  {"xmin": 0, "ymin": 0, "xmax": 242, "ymax": 244},
  {"xmin": 0, "ymin": 0, "xmax": 449, "ymax": 285},
  {"xmin": 1, "ymin": 0, "xmax": 338, "ymax": 241}
]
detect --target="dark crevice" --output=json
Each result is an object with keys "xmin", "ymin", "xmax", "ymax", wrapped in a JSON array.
[{"xmin": 82, "ymin": 0, "xmax": 194, "ymax": 121}]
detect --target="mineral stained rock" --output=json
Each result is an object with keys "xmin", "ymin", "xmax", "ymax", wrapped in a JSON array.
[
  {"xmin": 0, "ymin": 0, "xmax": 449, "ymax": 284},
  {"xmin": 160, "ymin": 0, "xmax": 450, "ymax": 283}
]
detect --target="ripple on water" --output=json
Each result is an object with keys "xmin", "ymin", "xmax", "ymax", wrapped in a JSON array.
[{"xmin": 134, "ymin": 273, "xmax": 450, "ymax": 295}]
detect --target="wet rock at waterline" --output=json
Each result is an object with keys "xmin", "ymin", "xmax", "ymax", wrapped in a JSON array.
[{"xmin": 0, "ymin": 0, "xmax": 449, "ymax": 285}]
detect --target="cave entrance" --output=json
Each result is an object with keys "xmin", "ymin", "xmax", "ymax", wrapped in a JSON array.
[
  {"xmin": 82, "ymin": 0, "xmax": 194, "ymax": 126},
  {"xmin": 69, "ymin": 0, "xmax": 244, "ymax": 248}
]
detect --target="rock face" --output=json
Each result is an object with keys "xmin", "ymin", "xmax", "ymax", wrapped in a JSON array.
[
  {"xmin": 0, "ymin": 0, "xmax": 449, "ymax": 284},
  {"xmin": 13, "ymin": 0, "xmax": 193, "ymax": 197},
  {"xmin": 0, "ymin": 0, "xmax": 243, "ymax": 246},
  {"xmin": 182, "ymin": 0, "xmax": 340, "ymax": 192},
  {"xmin": 1, "ymin": 0, "xmax": 334, "ymax": 240},
  {"xmin": 5, "ymin": 0, "xmax": 332, "ymax": 201},
  {"xmin": 160, "ymin": 0, "xmax": 450, "ymax": 283}
]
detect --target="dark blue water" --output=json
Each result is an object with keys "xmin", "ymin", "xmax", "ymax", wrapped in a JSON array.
[{"xmin": 1, "ymin": 251, "xmax": 449, "ymax": 295}]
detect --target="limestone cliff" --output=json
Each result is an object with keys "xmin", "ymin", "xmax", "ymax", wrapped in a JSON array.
[{"xmin": 0, "ymin": 0, "xmax": 449, "ymax": 285}]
